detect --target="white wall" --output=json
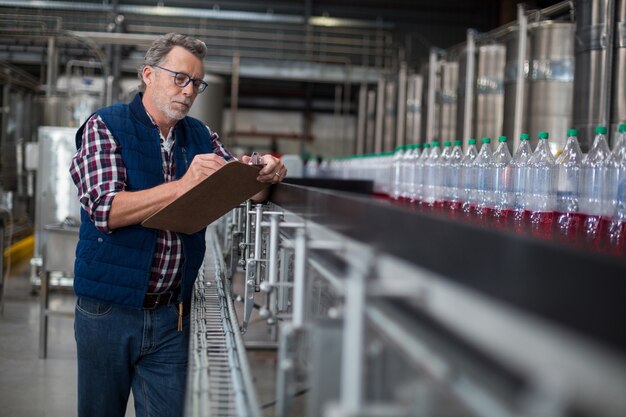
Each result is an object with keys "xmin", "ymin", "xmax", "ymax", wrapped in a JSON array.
[{"xmin": 223, "ymin": 109, "xmax": 356, "ymax": 158}]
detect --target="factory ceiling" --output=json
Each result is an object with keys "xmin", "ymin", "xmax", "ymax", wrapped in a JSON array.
[{"xmin": 0, "ymin": 0, "xmax": 562, "ymax": 112}]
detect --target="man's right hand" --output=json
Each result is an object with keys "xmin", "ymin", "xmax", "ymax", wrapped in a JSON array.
[{"xmin": 178, "ymin": 153, "xmax": 227, "ymax": 194}]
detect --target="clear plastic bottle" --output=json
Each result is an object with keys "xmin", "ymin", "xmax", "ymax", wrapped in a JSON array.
[
  {"xmin": 473, "ymin": 137, "xmax": 495, "ymax": 217},
  {"xmin": 381, "ymin": 151, "xmax": 395, "ymax": 197},
  {"xmin": 406, "ymin": 144, "xmax": 421, "ymax": 202},
  {"xmin": 461, "ymin": 138, "xmax": 478, "ymax": 213},
  {"xmin": 602, "ymin": 123, "xmax": 626, "ymax": 252},
  {"xmin": 492, "ymin": 136, "xmax": 513, "ymax": 218},
  {"xmin": 446, "ymin": 140, "xmax": 464, "ymax": 210},
  {"xmin": 579, "ymin": 126, "xmax": 611, "ymax": 241},
  {"xmin": 305, "ymin": 157, "xmax": 319, "ymax": 178},
  {"xmin": 424, "ymin": 141, "xmax": 442, "ymax": 206},
  {"xmin": 391, "ymin": 145, "xmax": 405, "ymax": 199},
  {"xmin": 613, "ymin": 123, "xmax": 626, "ymax": 220},
  {"xmin": 414, "ymin": 143, "xmax": 430, "ymax": 202},
  {"xmin": 437, "ymin": 141, "xmax": 452, "ymax": 205},
  {"xmin": 608, "ymin": 124, "xmax": 626, "ymax": 252},
  {"xmin": 527, "ymin": 132, "xmax": 556, "ymax": 238},
  {"xmin": 555, "ymin": 128, "xmax": 584, "ymax": 238},
  {"xmin": 511, "ymin": 133, "xmax": 533, "ymax": 226},
  {"xmin": 401, "ymin": 145, "xmax": 419, "ymax": 200}
]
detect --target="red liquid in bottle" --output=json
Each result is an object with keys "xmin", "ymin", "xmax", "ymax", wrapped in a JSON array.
[{"xmin": 530, "ymin": 211, "xmax": 555, "ymax": 239}]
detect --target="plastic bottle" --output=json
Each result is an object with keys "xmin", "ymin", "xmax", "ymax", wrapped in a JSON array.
[
  {"xmin": 446, "ymin": 140, "xmax": 464, "ymax": 210},
  {"xmin": 579, "ymin": 126, "xmax": 611, "ymax": 242},
  {"xmin": 305, "ymin": 157, "xmax": 319, "ymax": 178},
  {"xmin": 414, "ymin": 143, "xmax": 430, "ymax": 202},
  {"xmin": 555, "ymin": 129, "xmax": 584, "ymax": 238},
  {"xmin": 424, "ymin": 141, "xmax": 442, "ymax": 206},
  {"xmin": 511, "ymin": 133, "xmax": 533, "ymax": 227},
  {"xmin": 401, "ymin": 145, "xmax": 419, "ymax": 200},
  {"xmin": 391, "ymin": 146, "xmax": 405, "ymax": 200},
  {"xmin": 405, "ymin": 144, "xmax": 421, "ymax": 202},
  {"xmin": 473, "ymin": 137, "xmax": 495, "ymax": 216},
  {"xmin": 380, "ymin": 151, "xmax": 395, "ymax": 197},
  {"xmin": 527, "ymin": 132, "xmax": 557, "ymax": 238},
  {"xmin": 461, "ymin": 138, "xmax": 478, "ymax": 213},
  {"xmin": 492, "ymin": 136, "xmax": 513, "ymax": 220},
  {"xmin": 437, "ymin": 141, "xmax": 452, "ymax": 206},
  {"xmin": 604, "ymin": 123, "xmax": 626, "ymax": 252}
]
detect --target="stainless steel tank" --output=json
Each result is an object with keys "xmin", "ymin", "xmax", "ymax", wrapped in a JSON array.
[
  {"xmin": 502, "ymin": 27, "xmax": 530, "ymax": 151},
  {"xmin": 611, "ymin": 0, "xmax": 626, "ymax": 139},
  {"xmin": 365, "ymin": 89, "xmax": 376, "ymax": 153},
  {"xmin": 574, "ymin": 0, "xmax": 612, "ymax": 150},
  {"xmin": 527, "ymin": 21, "xmax": 575, "ymax": 153},
  {"xmin": 405, "ymin": 74, "xmax": 423, "ymax": 144},
  {"xmin": 475, "ymin": 44, "xmax": 506, "ymax": 142},
  {"xmin": 502, "ymin": 21, "xmax": 574, "ymax": 152},
  {"xmin": 383, "ymin": 80, "xmax": 397, "ymax": 151},
  {"xmin": 33, "ymin": 127, "xmax": 82, "ymax": 279},
  {"xmin": 438, "ymin": 60, "xmax": 458, "ymax": 141}
]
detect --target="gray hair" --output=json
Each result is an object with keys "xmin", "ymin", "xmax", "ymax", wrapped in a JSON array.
[{"xmin": 138, "ymin": 33, "xmax": 207, "ymax": 92}]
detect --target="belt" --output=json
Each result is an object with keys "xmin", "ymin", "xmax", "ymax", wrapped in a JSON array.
[{"xmin": 142, "ymin": 287, "xmax": 181, "ymax": 309}]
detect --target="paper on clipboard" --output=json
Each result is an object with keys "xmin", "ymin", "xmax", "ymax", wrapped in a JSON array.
[{"xmin": 141, "ymin": 161, "xmax": 270, "ymax": 234}]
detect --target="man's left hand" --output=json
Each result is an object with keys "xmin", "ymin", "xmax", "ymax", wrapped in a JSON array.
[{"xmin": 241, "ymin": 154, "xmax": 287, "ymax": 184}]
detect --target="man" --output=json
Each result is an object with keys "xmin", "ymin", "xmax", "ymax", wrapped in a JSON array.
[{"xmin": 70, "ymin": 33, "xmax": 286, "ymax": 417}]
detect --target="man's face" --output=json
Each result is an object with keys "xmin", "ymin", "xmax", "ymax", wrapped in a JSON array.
[{"xmin": 148, "ymin": 46, "xmax": 204, "ymax": 122}]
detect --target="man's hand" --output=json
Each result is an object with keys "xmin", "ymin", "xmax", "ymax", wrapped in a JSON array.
[
  {"xmin": 178, "ymin": 153, "xmax": 227, "ymax": 193},
  {"xmin": 241, "ymin": 154, "xmax": 287, "ymax": 184}
]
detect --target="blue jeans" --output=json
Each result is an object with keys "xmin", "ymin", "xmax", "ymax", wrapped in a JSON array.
[{"xmin": 74, "ymin": 296, "xmax": 190, "ymax": 417}]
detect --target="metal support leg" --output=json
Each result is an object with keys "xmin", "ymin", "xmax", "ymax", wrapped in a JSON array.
[
  {"xmin": 242, "ymin": 204, "xmax": 264, "ymax": 332},
  {"xmin": 339, "ymin": 255, "xmax": 370, "ymax": 415},
  {"xmin": 292, "ymin": 228, "xmax": 307, "ymax": 328},
  {"xmin": 239, "ymin": 200, "xmax": 252, "ymax": 268},
  {"xmin": 38, "ymin": 270, "xmax": 49, "ymax": 359},
  {"xmin": 265, "ymin": 213, "xmax": 281, "ymax": 338}
]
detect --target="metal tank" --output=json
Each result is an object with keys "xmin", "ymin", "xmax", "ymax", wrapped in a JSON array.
[
  {"xmin": 438, "ymin": 60, "xmax": 458, "ymax": 141},
  {"xmin": 32, "ymin": 127, "xmax": 82, "ymax": 285},
  {"xmin": 502, "ymin": 27, "xmax": 530, "ymax": 151},
  {"xmin": 611, "ymin": 0, "xmax": 626, "ymax": 137},
  {"xmin": 573, "ymin": 0, "xmax": 613, "ymax": 150},
  {"xmin": 405, "ymin": 74, "xmax": 423, "ymax": 144},
  {"xmin": 527, "ymin": 21, "xmax": 575, "ymax": 153},
  {"xmin": 475, "ymin": 44, "xmax": 506, "ymax": 142},
  {"xmin": 383, "ymin": 79, "xmax": 397, "ymax": 152},
  {"xmin": 502, "ymin": 21, "xmax": 574, "ymax": 152},
  {"xmin": 365, "ymin": 89, "xmax": 376, "ymax": 154}
]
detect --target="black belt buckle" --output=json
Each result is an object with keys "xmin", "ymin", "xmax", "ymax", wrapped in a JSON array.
[{"xmin": 143, "ymin": 288, "xmax": 179, "ymax": 309}]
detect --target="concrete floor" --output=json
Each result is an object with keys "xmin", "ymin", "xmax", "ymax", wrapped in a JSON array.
[{"xmin": 0, "ymin": 260, "xmax": 288, "ymax": 417}]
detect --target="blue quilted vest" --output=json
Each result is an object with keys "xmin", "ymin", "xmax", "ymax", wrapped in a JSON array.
[{"xmin": 73, "ymin": 93, "xmax": 213, "ymax": 310}]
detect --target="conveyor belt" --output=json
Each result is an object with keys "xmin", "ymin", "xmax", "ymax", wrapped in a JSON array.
[
  {"xmin": 185, "ymin": 227, "xmax": 260, "ymax": 417},
  {"xmin": 271, "ymin": 183, "xmax": 626, "ymax": 356}
]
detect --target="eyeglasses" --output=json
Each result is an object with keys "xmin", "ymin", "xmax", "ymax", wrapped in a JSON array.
[{"xmin": 152, "ymin": 65, "xmax": 208, "ymax": 93}]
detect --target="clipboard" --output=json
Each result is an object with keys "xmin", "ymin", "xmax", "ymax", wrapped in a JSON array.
[{"xmin": 141, "ymin": 161, "xmax": 270, "ymax": 234}]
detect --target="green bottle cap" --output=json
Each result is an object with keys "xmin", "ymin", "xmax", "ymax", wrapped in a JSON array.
[
  {"xmin": 432, "ymin": 141, "xmax": 440, "ymax": 147},
  {"xmin": 468, "ymin": 138, "xmax": 476, "ymax": 145},
  {"xmin": 567, "ymin": 128, "xmax": 578, "ymax": 137},
  {"xmin": 595, "ymin": 126, "xmax": 607, "ymax": 134},
  {"xmin": 444, "ymin": 141, "xmax": 451, "ymax": 147},
  {"xmin": 538, "ymin": 131, "xmax": 549, "ymax": 139},
  {"xmin": 520, "ymin": 133, "xmax": 530, "ymax": 140},
  {"xmin": 481, "ymin": 137, "xmax": 491, "ymax": 144},
  {"xmin": 498, "ymin": 135, "xmax": 507, "ymax": 142},
  {"xmin": 415, "ymin": 143, "xmax": 422, "ymax": 149},
  {"xmin": 423, "ymin": 143, "xmax": 431, "ymax": 148},
  {"xmin": 618, "ymin": 123, "xmax": 626, "ymax": 133},
  {"xmin": 454, "ymin": 140, "xmax": 462, "ymax": 146},
  {"xmin": 394, "ymin": 145, "xmax": 403, "ymax": 151}
]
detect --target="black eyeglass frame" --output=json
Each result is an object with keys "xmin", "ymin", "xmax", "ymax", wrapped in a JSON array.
[{"xmin": 152, "ymin": 65, "xmax": 209, "ymax": 93}]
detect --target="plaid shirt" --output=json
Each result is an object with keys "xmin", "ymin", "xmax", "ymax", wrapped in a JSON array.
[{"xmin": 70, "ymin": 113, "xmax": 234, "ymax": 293}]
